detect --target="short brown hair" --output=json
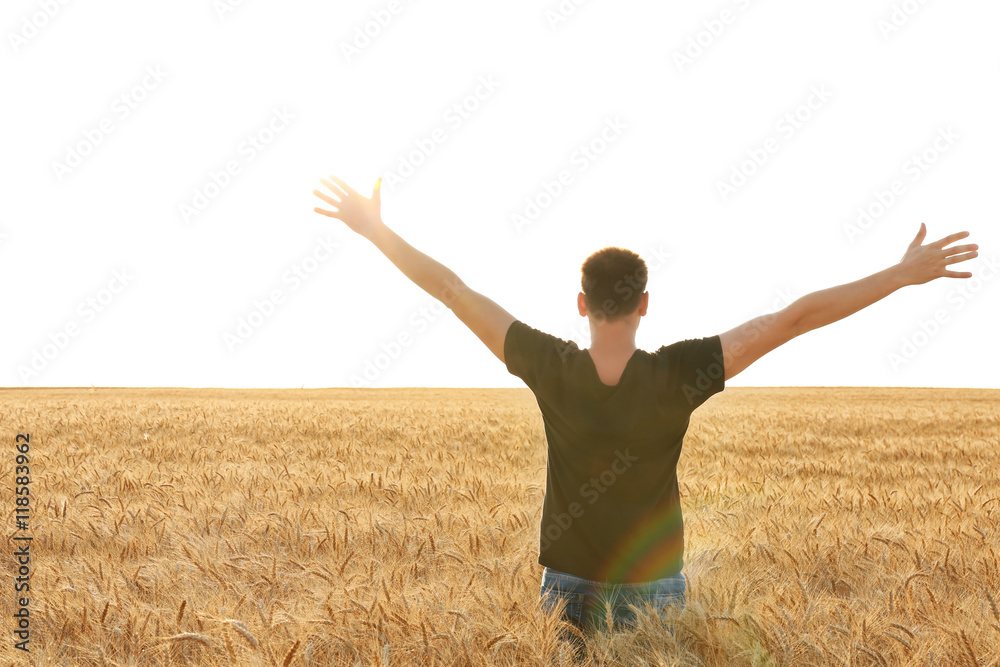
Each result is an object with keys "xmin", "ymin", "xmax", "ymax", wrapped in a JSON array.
[{"xmin": 581, "ymin": 247, "xmax": 648, "ymax": 322}]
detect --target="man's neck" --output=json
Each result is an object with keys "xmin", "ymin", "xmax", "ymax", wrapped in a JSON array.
[{"xmin": 588, "ymin": 323, "xmax": 638, "ymax": 357}]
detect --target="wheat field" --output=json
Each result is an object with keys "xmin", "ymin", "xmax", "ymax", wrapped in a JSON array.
[{"xmin": 0, "ymin": 386, "xmax": 998, "ymax": 666}]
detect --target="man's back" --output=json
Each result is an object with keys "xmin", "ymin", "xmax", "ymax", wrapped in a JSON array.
[{"xmin": 503, "ymin": 319, "xmax": 725, "ymax": 583}]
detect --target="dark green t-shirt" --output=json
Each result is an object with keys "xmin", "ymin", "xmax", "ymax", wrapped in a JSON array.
[{"xmin": 504, "ymin": 319, "xmax": 725, "ymax": 584}]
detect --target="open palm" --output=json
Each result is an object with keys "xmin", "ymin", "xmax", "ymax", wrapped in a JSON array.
[
  {"xmin": 313, "ymin": 175, "xmax": 384, "ymax": 239},
  {"xmin": 897, "ymin": 222, "xmax": 978, "ymax": 286}
]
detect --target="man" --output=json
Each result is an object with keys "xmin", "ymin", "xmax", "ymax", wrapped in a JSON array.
[{"xmin": 313, "ymin": 174, "xmax": 978, "ymax": 656}]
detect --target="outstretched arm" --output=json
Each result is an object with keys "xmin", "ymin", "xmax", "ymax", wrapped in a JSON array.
[
  {"xmin": 718, "ymin": 223, "xmax": 979, "ymax": 381},
  {"xmin": 313, "ymin": 175, "xmax": 515, "ymax": 363}
]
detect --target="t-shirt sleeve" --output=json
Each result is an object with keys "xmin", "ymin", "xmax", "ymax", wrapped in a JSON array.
[
  {"xmin": 504, "ymin": 320, "xmax": 578, "ymax": 392},
  {"xmin": 657, "ymin": 335, "xmax": 726, "ymax": 411}
]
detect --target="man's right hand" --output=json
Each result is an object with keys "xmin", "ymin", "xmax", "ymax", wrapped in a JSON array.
[
  {"xmin": 313, "ymin": 174, "xmax": 386, "ymax": 241},
  {"xmin": 896, "ymin": 222, "xmax": 978, "ymax": 286},
  {"xmin": 718, "ymin": 223, "xmax": 981, "ymax": 382}
]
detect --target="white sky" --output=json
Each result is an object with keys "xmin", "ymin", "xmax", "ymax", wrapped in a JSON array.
[{"xmin": 2, "ymin": 0, "xmax": 997, "ymax": 389}]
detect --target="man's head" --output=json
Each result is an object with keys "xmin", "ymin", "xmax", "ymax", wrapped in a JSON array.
[{"xmin": 578, "ymin": 247, "xmax": 648, "ymax": 326}]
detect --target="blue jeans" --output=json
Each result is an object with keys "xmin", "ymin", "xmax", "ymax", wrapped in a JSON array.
[{"xmin": 539, "ymin": 567, "xmax": 686, "ymax": 660}]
